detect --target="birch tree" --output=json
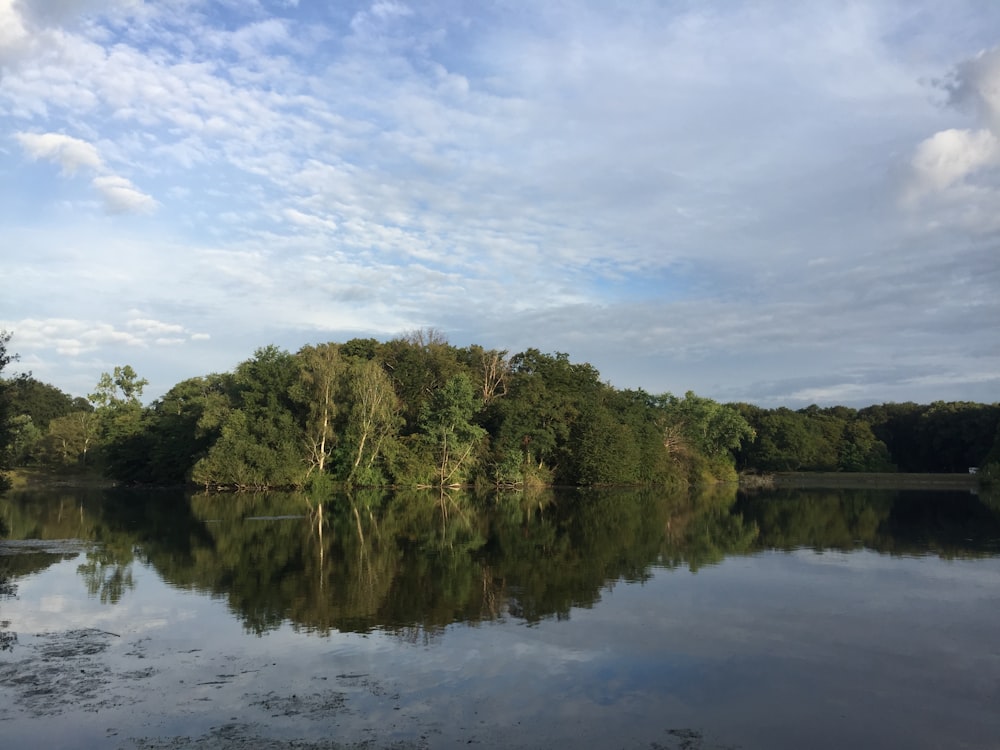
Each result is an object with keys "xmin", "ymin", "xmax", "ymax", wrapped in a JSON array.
[
  {"xmin": 293, "ymin": 343, "xmax": 344, "ymax": 477},
  {"xmin": 343, "ymin": 358, "xmax": 400, "ymax": 486}
]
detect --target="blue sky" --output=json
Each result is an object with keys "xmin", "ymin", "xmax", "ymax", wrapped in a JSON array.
[{"xmin": 2, "ymin": 0, "xmax": 999, "ymax": 406}]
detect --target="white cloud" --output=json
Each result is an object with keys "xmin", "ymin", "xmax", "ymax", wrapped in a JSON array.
[
  {"xmin": 904, "ymin": 128, "xmax": 1000, "ymax": 201},
  {"xmin": 15, "ymin": 131, "xmax": 102, "ymax": 173},
  {"xmin": 92, "ymin": 174, "xmax": 158, "ymax": 214},
  {"xmin": 0, "ymin": 0, "xmax": 31, "ymax": 69},
  {"xmin": 223, "ymin": 19, "xmax": 294, "ymax": 59},
  {"xmin": 127, "ymin": 318, "xmax": 186, "ymax": 336},
  {"xmin": 283, "ymin": 207, "xmax": 338, "ymax": 232},
  {"xmin": 903, "ymin": 45, "xmax": 1000, "ymax": 222},
  {"xmin": 9, "ymin": 319, "xmax": 145, "ymax": 356},
  {"xmin": 14, "ymin": 131, "xmax": 157, "ymax": 213},
  {"xmin": 6, "ymin": 317, "xmax": 206, "ymax": 356}
]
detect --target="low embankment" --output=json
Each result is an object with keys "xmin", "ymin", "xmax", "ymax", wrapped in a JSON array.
[{"xmin": 740, "ymin": 472, "xmax": 979, "ymax": 490}]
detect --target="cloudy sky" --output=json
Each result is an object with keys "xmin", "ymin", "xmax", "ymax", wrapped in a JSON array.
[{"xmin": 2, "ymin": 0, "xmax": 999, "ymax": 407}]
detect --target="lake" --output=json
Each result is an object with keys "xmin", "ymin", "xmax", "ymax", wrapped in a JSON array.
[{"xmin": 1, "ymin": 484, "xmax": 999, "ymax": 749}]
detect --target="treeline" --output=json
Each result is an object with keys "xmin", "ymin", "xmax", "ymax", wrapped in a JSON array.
[
  {"xmin": 2, "ymin": 328, "xmax": 998, "ymax": 489},
  {"xmin": 2, "ymin": 331, "xmax": 754, "ymax": 489},
  {"xmin": 732, "ymin": 402, "xmax": 1000, "ymax": 475}
]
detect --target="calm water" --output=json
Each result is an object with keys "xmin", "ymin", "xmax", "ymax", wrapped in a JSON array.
[{"xmin": 1, "ymin": 485, "xmax": 999, "ymax": 749}]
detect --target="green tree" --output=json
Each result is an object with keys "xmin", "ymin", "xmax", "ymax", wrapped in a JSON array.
[
  {"xmin": 859, "ymin": 401, "xmax": 999, "ymax": 473},
  {"xmin": 742, "ymin": 408, "xmax": 813, "ymax": 471},
  {"xmin": 43, "ymin": 410, "xmax": 99, "ymax": 468},
  {"xmin": 606, "ymin": 389, "xmax": 682, "ymax": 485},
  {"xmin": 89, "ymin": 365, "xmax": 148, "ymax": 408},
  {"xmin": 837, "ymin": 419, "xmax": 893, "ymax": 472},
  {"xmin": 460, "ymin": 344, "xmax": 510, "ymax": 406},
  {"xmin": 5, "ymin": 414, "xmax": 43, "ymax": 466},
  {"xmin": 568, "ymin": 401, "xmax": 641, "ymax": 485},
  {"xmin": 5, "ymin": 377, "xmax": 88, "ymax": 467},
  {"xmin": 141, "ymin": 374, "xmax": 233, "ymax": 483},
  {"xmin": 982, "ymin": 423, "xmax": 1000, "ymax": 468},
  {"xmin": 382, "ymin": 328, "xmax": 465, "ymax": 433},
  {"xmin": 490, "ymin": 350, "xmax": 603, "ymax": 483},
  {"xmin": 416, "ymin": 373, "xmax": 487, "ymax": 487},
  {"xmin": 655, "ymin": 391, "xmax": 755, "ymax": 459},
  {"xmin": 340, "ymin": 337, "xmax": 381, "ymax": 360},
  {"xmin": 861, "ymin": 402, "xmax": 926, "ymax": 472},
  {"xmin": 651, "ymin": 392, "xmax": 755, "ymax": 482},
  {"xmin": 191, "ymin": 347, "xmax": 304, "ymax": 488},
  {"xmin": 89, "ymin": 365, "xmax": 150, "ymax": 481},
  {"xmin": 921, "ymin": 401, "xmax": 1000, "ymax": 472},
  {"xmin": 292, "ymin": 343, "xmax": 344, "ymax": 478},
  {"xmin": 7, "ymin": 377, "xmax": 82, "ymax": 431},
  {"xmin": 0, "ymin": 330, "xmax": 18, "ymax": 488},
  {"xmin": 340, "ymin": 358, "xmax": 401, "ymax": 486}
]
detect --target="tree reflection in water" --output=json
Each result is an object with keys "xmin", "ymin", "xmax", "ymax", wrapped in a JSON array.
[{"xmin": 1, "ymin": 484, "xmax": 999, "ymax": 638}]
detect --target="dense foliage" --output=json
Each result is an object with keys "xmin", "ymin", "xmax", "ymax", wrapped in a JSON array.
[
  {"xmin": 2, "ymin": 328, "xmax": 997, "ymax": 488},
  {"xmin": 0, "ymin": 332, "xmax": 757, "ymax": 489},
  {"xmin": 0, "ymin": 330, "xmax": 16, "ymax": 490},
  {"xmin": 733, "ymin": 402, "xmax": 1000, "ymax": 474},
  {"xmin": 137, "ymin": 335, "xmax": 758, "ymax": 488}
]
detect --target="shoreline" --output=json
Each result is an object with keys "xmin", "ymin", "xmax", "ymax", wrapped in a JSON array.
[{"xmin": 741, "ymin": 471, "xmax": 980, "ymax": 491}]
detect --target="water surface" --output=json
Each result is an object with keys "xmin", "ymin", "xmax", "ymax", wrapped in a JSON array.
[{"xmin": 1, "ymin": 485, "xmax": 998, "ymax": 749}]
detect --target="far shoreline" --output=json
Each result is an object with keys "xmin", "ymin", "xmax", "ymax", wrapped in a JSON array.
[
  {"xmin": 741, "ymin": 471, "xmax": 980, "ymax": 491},
  {"xmin": 4, "ymin": 467, "xmax": 986, "ymax": 495}
]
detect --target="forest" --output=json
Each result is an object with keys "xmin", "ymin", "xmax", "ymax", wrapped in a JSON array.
[{"xmin": 1, "ymin": 329, "xmax": 999, "ymax": 491}]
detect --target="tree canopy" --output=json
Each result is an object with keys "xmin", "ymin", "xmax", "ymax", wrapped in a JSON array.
[
  {"xmin": 0, "ymin": 331, "xmax": 18, "ymax": 489},
  {"xmin": 2, "ymin": 328, "xmax": 996, "ymax": 490}
]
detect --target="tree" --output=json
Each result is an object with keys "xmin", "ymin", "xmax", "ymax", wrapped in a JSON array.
[
  {"xmin": 920, "ymin": 401, "xmax": 1000, "ymax": 473},
  {"xmin": 340, "ymin": 337, "xmax": 380, "ymax": 360},
  {"xmin": 655, "ymin": 392, "xmax": 755, "ymax": 460},
  {"xmin": 837, "ymin": 420, "xmax": 893, "ymax": 472},
  {"xmin": 191, "ymin": 347, "xmax": 305, "ymax": 488},
  {"xmin": 141, "ymin": 374, "xmax": 233, "ymax": 483},
  {"xmin": 3, "ymin": 377, "xmax": 85, "ymax": 468},
  {"xmin": 340, "ymin": 358, "xmax": 401, "ymax": 486},
  {"xmin": 89, "ymin": 365, "xmax": 151, "ymax": 481},
  {"xmin": 859, "ymin": 401, "xmax": 1000, "ymax": 473},
  {"xmin": 43, "ymin": 410, "xmax": 99, "ymax": 468},
  {"xmin": 0, "ymin": 331, "xmax": 20, "ymax": 488},
  {"xmin": 982, "ymin": 422, "xmax": 1000, "ymax": 468},
  {"xmin": 861, "ymin": 402, "xmax": 925, "ymax": 472},
  {"xmin": 741, "ymin": 408, "xmax": 812, "ymax": 471},
  {"xmin": 89, "ymin": 365, "xmax": 148, "ymax": 408},
  {"xmin": 417, "ymin": 374, "xmax": 487, "ymax": 487},
  {"xmin": 568, "ymin": 402, "xmax": 641, "ymax": 485},
  {"xmin": 463, "ymin": 345, "xmax": 510, "ymax": 405},
  {"xmin": 382, "ymin": 328, "xmax": 464, "ymax": 432},
  {"xmin": 7, "ymin": 377, "xmax": 81, "ymax": 431},
  {"xmin": 292, "ymin": 343, "xmax": 344, "ymax": 478},
  {"xmin": 491, "ymin": 350, "xmax": 604, "ymax": 482},
  {"xmin": 607, "ymin": 389, "xmax": 683, "ymax": 485},
  {"xmin": 5, "ymin": 414, "xmax": 43, "ymax": 466}
]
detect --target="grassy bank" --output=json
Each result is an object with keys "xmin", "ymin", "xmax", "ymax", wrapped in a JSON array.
[
  {"xmin": 741, "ymin": 472, "xmax": 980, "ymax": 490},
  {"xmin": 4, "ymin": 468, "xmax": 116, "ymax": 491}
]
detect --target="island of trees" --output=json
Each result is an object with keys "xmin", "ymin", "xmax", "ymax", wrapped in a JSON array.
[{"xmin": 1, "ymin": 328, "xmax": 999, "ymax": 491}]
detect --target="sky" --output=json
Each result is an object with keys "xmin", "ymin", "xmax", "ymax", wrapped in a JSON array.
[{"xmin": 1, "ymin": 0, "xmax": 999, "ymax": 408}]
